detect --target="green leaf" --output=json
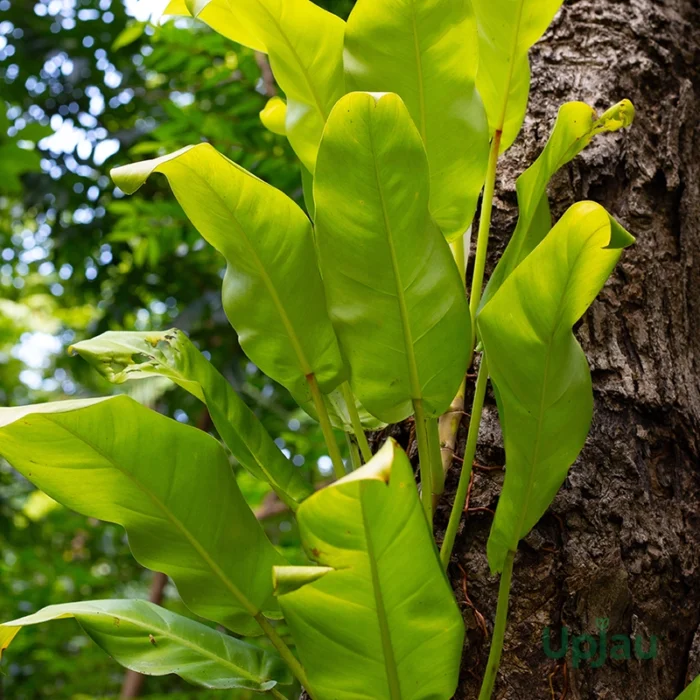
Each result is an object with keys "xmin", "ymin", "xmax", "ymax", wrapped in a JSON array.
[
  {"xmin": 112, "ymin": 21, "xmax": 145, "ymax": 51},
  {"xmin": 162, "ymin": 0, "xmax": 265, "ymax": 51},
  {"xmin": 677, "ymin": 676, "xmax": 700, "ymax": 700},
  {"xmin": 111, "ymin": 144, "xmax": 346, "ymax": 403},
  {"xmin": 313, "ymin": 92, "xmax": 471, "ymax": 423},
  {"xmin": 478, "ymin": 202, "xmax": 635, "ymax": 573},
  {"xmin": 0, "ymin": 396, "xmax": 285, "ymax": 635},
  {"xmin": 323, "ymin": 387, "xmax": 386, "ymax": 432},
  {"xmin": 481, "ymin": 99, "xmax": 635, "ymax": 309},
  {"xmin": 70, "ymin": 329, "xmax": 313, "ymax": 509},
  {"xmin": 344, "ymin": 0, "xmax": 489, "ymax": 240},
  {"xmin": 0, "ymin": 600, "xmax": 290, "ymax": 692},
  {"xmin": 260, "ymin": 96, "xmax": 288, "ymax": 136},
  {"xmin": 300, "ymin": 165, "xmax": 314, "ymax": 220},
  {"xmin": 163, "ymin": 0, "xmax": 345, "ymax": 171},
  {"xmin": 274, "ymin": 439, "xmax": 464, "ymax": 700},
  {"xmin": 474, "ymin": 0, "xmax": 564, "ymax": 151}
]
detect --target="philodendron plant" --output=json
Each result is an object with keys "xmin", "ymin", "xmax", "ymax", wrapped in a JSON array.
[{"xmin": 5, "ymin": 1, "xmax": 680, "ymax": 699}]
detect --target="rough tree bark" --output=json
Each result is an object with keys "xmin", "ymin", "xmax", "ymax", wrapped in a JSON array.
[
  {"xmin": 302, "ymin": 2, "xmax": 700, "ymax": 699},
  {"xmin": 436, "ymin": 1, "xmax": 700, "ymax": 698}
]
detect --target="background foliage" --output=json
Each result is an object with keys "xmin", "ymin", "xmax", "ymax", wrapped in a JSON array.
[{"xmin": 0, "ymin": 0, "xmax": 353, "ymax": 696}]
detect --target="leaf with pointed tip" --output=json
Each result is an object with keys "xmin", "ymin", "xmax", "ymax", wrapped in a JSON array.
[
  {"xmin": 0, "ymin": 396, "xmax": 285, "ymax": 635},
  {"xmin": 162, "ymin": 0, "xmax": 344, "ymax": 171},
  {"xmin": 481, "ymin": 99, "xmax": 635, "ymax": 310},
  {"xmin": 474, "ymin": 0, "xmax": 564, "ymax": 151},
  {"xmin": 274, "ymin": 440, "xmax": 464, "ymax": 700},
  {"xmin": 0, "ymin": 600, "xmax": 290, "ymax": 692},
  {"xmin": 70, "ymin": 329, "xmax": 312, "ymax": 508},
  {"xmin": 478, "ymin": 202, "xmax": 634, "ymax": 573},
  {"xmin": 314, "ymin": 92, "xmax": 470, "ymax": 423},
  {"xmin": 344, "ymin": 0, "xmax": 489, "ymax": 240},
  {"xmin": 111, "ymin": 144, "xmax": 346, "ymax": 403}
]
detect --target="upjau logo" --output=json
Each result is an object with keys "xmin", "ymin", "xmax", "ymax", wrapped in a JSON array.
[{"xmin": 542, "ymin": 618, "xmax": 658, "ymax": 668}]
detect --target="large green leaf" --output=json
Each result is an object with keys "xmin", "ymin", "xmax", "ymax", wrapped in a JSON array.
[
  {"xmin": 313, "ymin": 92, "xmax": 470, "ymax": 423},
  {"xmin": 474, "ymin": 0, "xmax": 563, "ymax": 151},
  {"xmin": 478, "ymin": 202, "xmax": 634, "ymax": 573},
  {"xmin": 0, "ymin": 600, "xmax": 290, "ymax": 692},
  {"xmin": 70, "ymin": 329, "xmax": 313, "ymax": 509},
  {"xmin": 481, "ymin": 99, "xmax": 635, "ymax": 309},
  {"xmin": 162, "ymin": 0, "xmax": 265, "ymax": 50},
  {"xmin": 111, "ymin": 144, "xmax": 345, "ymax": 403},
  {"xmin": 344, "ymin": 0, "xmax": 489, "ymax": 240},
  {"xmin": 274, "ymin": 440, "xmax": 464, "ymax": 700},
  {"xmin": 0, "ymin": 397, "xmax": 285, "ymax": 635},
  {"xmin": 677, "ymin": 676, "xmax": 700, "ymax": 700},
  {"xmin": 163, "ymin": 0, "xmax": 344, "ymax": 171}
]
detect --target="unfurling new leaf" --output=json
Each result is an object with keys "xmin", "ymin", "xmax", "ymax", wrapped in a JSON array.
[{"xmin": 481, "ymin": 98, "xmax": 635, "ymax": 309}]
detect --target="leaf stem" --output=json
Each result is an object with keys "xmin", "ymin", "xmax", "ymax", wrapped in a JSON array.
[
  {"xmin": 269, "ymin": 688, "xmax": 288, "ymax": 700},
  {"xmin": 438, "ymin": 378, "xmax": 466, "ymax": 486},
  {"xmin": 450, "ymin": 236, "xmax": 466, "ymax": 283},
  {"xmin": 345, "ymin": 432, "xmax": 362, "ymax": 471},
  {"xmin": 440, "ymin": 358, "xmax": 488, "ymax": 569},
  {"xmin": 469, "ymin": 130, "xmax": 502, "ymax": 351},
  {"xmin": 255, "ymin": 614, "xmax": 313, "ymax": 698},
  {"xmin": 340, "ymin": 382, "xmax": 372, "ymax": 463},
  {"xmin": 306, "ymin": 374, "xmax": 345, "ymax": 480},
  {"xmin": 413, "ymin": 398, "xmax": 434, "ymax": 526},
  {"xmin": 477, "ymin": 549, "xmax": 516, "ymax": 700},
  {"xmin": 438, "ymin": 131, "xmax": 501, "ymax": 558},
  {"xmin": 426, "ymin": 415, "xmax": 444, "ymax": 500},
  {"xmin": 438, "ymin": 230, "xmax": 468, "ymax": 485}
]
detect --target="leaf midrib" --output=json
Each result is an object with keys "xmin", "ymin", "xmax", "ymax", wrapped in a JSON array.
[
  {"xmin": 41, "ymin": 412, "xmax": 260, "ymax": 620},
  {"xmin": 254, "ymin": 0, "xmax": 330, "ymax": 122},
  {"xmin": 177, "ymin": 157, "xmax": 313, "ymax": 379},
  {"xmin": 367, "ymin": 111, "xmax": 423, "ymax": 402},
  {"xmin": 360, "ymin": 481, "xmax": 402, "ymax": 700},
  {"xmin": 409, "ymin": 1, "xmax": 427, "ymax": 145},
  {"xmin": 495, "ymin": 0, "xmax": 526, "ymax": 131},
  {"xmin": 509, "ymin": 221, "xmax": 608, "ymax": 547},
  {"xmin": 79, "ymin": 606, "xmax": 265, "ymax": 684}
]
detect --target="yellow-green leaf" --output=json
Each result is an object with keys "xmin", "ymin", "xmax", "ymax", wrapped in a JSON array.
[
  {"xmin": 0, "ymin": 600, "xmax": 290, "ymax": 692},
  {"xmin": 163, "ymin": 0, "xmax": 344, "ymax": 171},
  {"xmin": 677, "ymin": 676, "xmax": 700, "ymax": 700},
  {"xmin": 344, "ymin": 0, "xmax": 489, "ymax": 240},
  {"xmin": 0, "ymin": 396, "xmax": 285, "ymax": 635},
  {"xmin": 71, "ymin": 329, "xmax": 313, "ymax": 509},
  {"xmin": 314, "ymin": 92, "xmax": 470, "ymax": 423},
  {"xmin": 474, "ymin": 0, "xmax": 564, "ymax": 151},
  {"xmin": 478, "ymin": 202, "xmax": 634, "ymax": 573},
  {"xmin": 274, "ymin": 440, "xmax": 464, "ymax": 700},
  {"xmin": 481, "ymin": 98, "xmax": 635, "ymax": 309},
  {"xmin": 111, "ymin": 144, "xmax": 346, "ymax": 402},
  {"xmin": 260, "ymin": 96, "xmax": 288, "ymax": 136}
]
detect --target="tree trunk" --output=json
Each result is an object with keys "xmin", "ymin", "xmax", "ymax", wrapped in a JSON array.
[{"xmin": 437, "ymin": 1, "xmax": 700, "ymax": 698}]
